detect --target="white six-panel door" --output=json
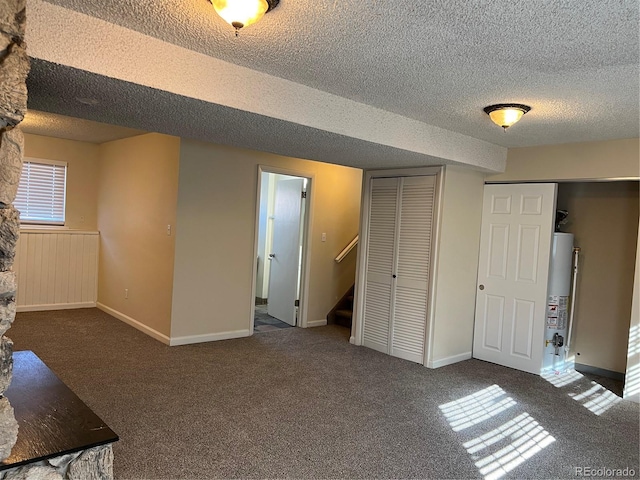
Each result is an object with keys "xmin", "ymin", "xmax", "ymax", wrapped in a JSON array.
[
  {"xmin": 473, "ymin": 183, "xmax": 557, "ymax": 374},
  {"xmin": 362, "ymin": 176, "xmax": 436, "ymax": 364}
]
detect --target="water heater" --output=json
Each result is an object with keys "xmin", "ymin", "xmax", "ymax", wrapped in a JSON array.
[{"xmin": 543, "ymin": 232, "xmax": 574, "ymax": 372}]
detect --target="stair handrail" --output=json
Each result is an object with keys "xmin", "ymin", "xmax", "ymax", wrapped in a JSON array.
[{"xmin": 335, "ymin": 235, "xmax": 358, "ymax": 263}]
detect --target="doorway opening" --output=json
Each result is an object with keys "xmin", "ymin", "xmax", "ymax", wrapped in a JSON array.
[
  {"xmin": 252, "ymin": 168, "xmax": 310, "ymax": 334},
  {"xmin": 555, "ymin": 180, "xmax": 639, "ymax": 397},
  {"xmin": 473, "ymin": 180, "xmax": 639, "ymax": 399}
]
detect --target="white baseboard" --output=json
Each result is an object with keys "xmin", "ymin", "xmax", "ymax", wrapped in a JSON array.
[
  {"xmin": 307, "ymin": 319, "xmax": 327, "ymax": 328},
  {"xmin": 349, "ymin": 336, "xmax": 356, "ymax": 345},
  {"xmin": 97, "ymin": 303, "xmax": 170, "ymax": 345},
  {"xmin": 17, "ymin": 302, "xmax": 96, "ymax": 312},
  {"xmin": 92, "ymin": 304, "xmax": 252, "ymax": 347},
  {"xmin": 427, "ymin": 351, "xmax": 472, "ymax": 369},
  {"xmin": 169, "ymin": 329, "xmax": 251, "ymax": 346}
]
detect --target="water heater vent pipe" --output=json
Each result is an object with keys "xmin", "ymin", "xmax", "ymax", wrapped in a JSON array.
[{"xmin": 565, "ymin": 247, "xmax": 581, "ymax": 362}]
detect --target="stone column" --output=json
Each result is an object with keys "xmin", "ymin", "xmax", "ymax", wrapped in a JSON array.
[{"xmin": 0, "ymin": 0, "xmax": 29, "ymax": 462}]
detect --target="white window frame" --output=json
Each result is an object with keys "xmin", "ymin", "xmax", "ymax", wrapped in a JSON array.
[{"xmin": 14, "ymin": 157, "xmax": 68, "ymax": 226}]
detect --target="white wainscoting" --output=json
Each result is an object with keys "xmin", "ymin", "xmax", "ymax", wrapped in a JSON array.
[{"xmin": 14, "ymin": 230, "xmax": 99, "ymax": 311}]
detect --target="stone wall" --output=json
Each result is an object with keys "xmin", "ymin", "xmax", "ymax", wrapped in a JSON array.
[
  {"xmin": 0, "ymin": 445, "xmax": 113, "ymax": 480},
  {"xmin": 0, "ymin": 0, "xmax": 28, "ymax": 463},
  {"xmin": 0, "ymin": 5, "xmax": 116, "ymax": 477}
]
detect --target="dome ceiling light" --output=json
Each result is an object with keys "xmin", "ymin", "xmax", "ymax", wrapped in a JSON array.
[
  {"xmin": 483, "ymin": 104, "xmax": 531, "ymax": 131},
  {"xmin": 209, "ymin": 0, "xmax": 280, "ymax": 36}
]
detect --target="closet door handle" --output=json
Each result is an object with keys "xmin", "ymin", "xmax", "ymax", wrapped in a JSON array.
[{"xmin": 392, "ymin": 274, "xmax": 397, "ymax": 278}]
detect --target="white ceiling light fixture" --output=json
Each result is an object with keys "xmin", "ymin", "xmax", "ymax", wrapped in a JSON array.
[
  {"xmin": 483, "ymin": 104, "xmax": 531, "ymax": 131},
  {"xmin": 209, "ymin": 0, "xmax": 279, "ymax": 36}
]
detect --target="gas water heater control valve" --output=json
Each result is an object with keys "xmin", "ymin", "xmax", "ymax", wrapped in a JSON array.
[
  {"xmin": 545, "ymin": 333, "xmax": 564, "ymax": 356},
  {"xmin": 552, "ymin": 333, "xmax": 564, "ymax": 356}
]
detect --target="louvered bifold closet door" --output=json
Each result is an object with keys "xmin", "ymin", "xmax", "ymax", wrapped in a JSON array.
[
  {"xmin": 391, "ymin": 176, "xmax": 436, "ymax": 363},
  {"xmin": 362, "ymin": 177, "xmax": 399, "ymax": 354}
]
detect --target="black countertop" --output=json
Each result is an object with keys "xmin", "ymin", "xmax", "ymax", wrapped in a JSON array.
[{"xmin": 0, "ymin": 351, "xmax": 118, "ymax": 471}]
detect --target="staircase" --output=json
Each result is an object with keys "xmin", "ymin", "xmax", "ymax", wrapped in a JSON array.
[{"xmin": 327, "ymin": 285, "xmax": 354, "ymax": 328}]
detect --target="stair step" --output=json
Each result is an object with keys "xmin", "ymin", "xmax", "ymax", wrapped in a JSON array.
[
  {"xmin": 327, "ymin": 284, "xmax": 355, "ymax": 328},
  {"xmin": 334, "ymin": 309, "xmax": 352, "ymax": 328}
]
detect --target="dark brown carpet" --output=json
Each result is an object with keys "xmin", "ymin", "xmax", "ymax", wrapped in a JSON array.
[{"xmin": 6, "ymin": 308, "xmax": 640, "ymax": 479}]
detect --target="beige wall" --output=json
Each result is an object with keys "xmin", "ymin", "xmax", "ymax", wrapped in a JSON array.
[
  {"xmin": 429, "ymin": 166, "xmax": 486, "ymax": 365},
  {"xmin": 23, "ymin": 133, "xmax": 99, "ymax": 229},
  {"xmin": 171, "ymin": 139, "xmax": 362, "ymax": 340},
  {"xmin": 487, "ymin": 138, "xmax": 639, "ymax": 183},
  {"xmin": 97, "ymin": 133, "xmax": 180, "ymax": 338},
  {"xmin": 557, "ymin": 182, "xmax": 639, "ymax": 373}
]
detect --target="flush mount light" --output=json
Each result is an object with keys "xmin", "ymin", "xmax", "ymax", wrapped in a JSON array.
[
  {"xmin": 483, "ymin": 103, "xmax": 531, "ymax": 130},
  {"xmin": 209, "ymin": 0, "xmax": 279, "ymax": 36}
]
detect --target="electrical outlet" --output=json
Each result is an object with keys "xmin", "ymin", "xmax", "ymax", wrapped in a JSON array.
[
  {"xmin": 124, "ymin": 288, "xmax": 129, "ymax": 299},
  {"xmin": 167, "ymin": 224, "xmax": 172, "ymax": 236},
  {"xmin": 79, "ymin": 216, "xmax": 85, "ymax": 223},
  {"xmin": 321, "ymin": 233, "xmax": 327, "ymax": 242}
]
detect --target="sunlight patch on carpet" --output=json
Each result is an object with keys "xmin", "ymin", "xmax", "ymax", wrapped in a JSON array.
[
  {"xmin": 440, "ymin": 386, "xmax": 555, "ymax": 480},
  {"xmin": 541, "ymin": 369, "xmax": 622, "ymax": 416},
  {"xmin": 569, "ymin": 382, "xmax": 621, "ymax": 416},
  {"xmin": 439, "ymin": 385, "xmax": 516, "ymax": 432},
  {"xmin": 465, "ymin": 412, "xmax": 555, "ymax": 480},
  {"xmin": 541, "ymin": 368, "xmax": 583, "ymax": 388}
]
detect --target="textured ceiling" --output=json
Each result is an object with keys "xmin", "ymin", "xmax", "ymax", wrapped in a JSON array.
[
  {"xmin": 21, "ymin": 110, "xmax": 146, "ymax": 144},
  {"xmin": 24, "ymin": 0, "xmax": 639, "ymax": 168}
]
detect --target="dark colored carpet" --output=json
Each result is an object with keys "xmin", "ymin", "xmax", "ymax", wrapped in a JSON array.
[{"xmin": 7, "ymin": 309, "xmax": 640, "ymax": 480}]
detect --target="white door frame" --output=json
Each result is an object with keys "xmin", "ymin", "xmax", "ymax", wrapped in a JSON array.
[
  {"xmin": 353, "ymin": 166, "xmax": 443, "ymax": 366},
  {"xmin": 250, "ymin": 165, "xmax": 315, "ymax": 334}
]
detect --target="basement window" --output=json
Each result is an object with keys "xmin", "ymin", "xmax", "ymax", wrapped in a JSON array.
[{"xmin": 14, "ymin": 158, "xmax": 67, "ymax": 225}]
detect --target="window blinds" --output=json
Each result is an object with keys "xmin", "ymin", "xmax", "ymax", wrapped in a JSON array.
[{"xmin": 14, "ymin": 160, "xmax": 67, "ymax": 225}]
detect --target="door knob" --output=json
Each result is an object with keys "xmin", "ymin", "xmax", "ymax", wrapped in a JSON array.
[
  {"xmin": 479, "ymin": 284, "xmax": 484, "ymax": 290},
  {"xmin": 392, "ymin": 274, "xmax": 397, "ymax": 278},
  {"xmin": 268, "ymin": 253, "xmax": 276, "ymax": 260}
]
